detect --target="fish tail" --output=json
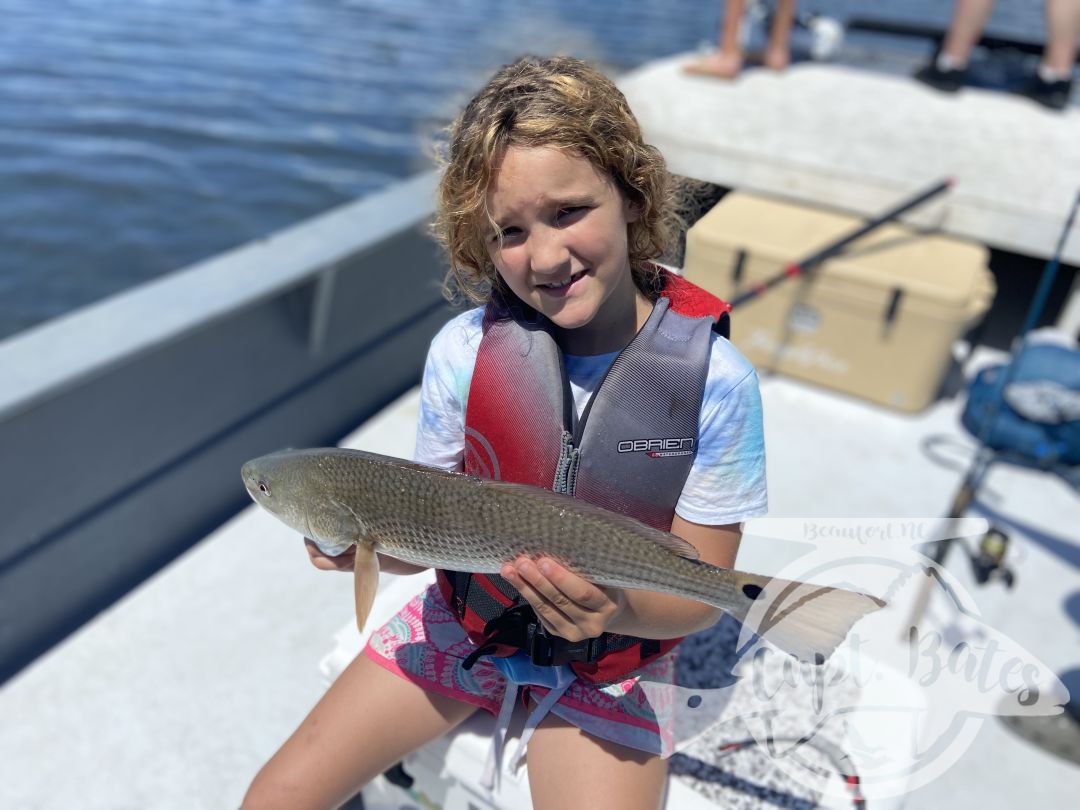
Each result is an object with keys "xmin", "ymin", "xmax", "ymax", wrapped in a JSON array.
[{"xmin": 725, "ymin": 573, "xmax": 886, "ymax": 664}]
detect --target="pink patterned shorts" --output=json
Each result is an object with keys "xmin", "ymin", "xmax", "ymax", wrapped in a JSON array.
[{"xmin": 363, "ymin": 583, "xmax": 679, "ymax": 755}]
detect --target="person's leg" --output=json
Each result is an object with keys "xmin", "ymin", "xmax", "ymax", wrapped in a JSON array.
[
  {"xmin": 525, "ymin": 712, "xmax": 668, "ymax": 810},
  {"xmin": 915, "ymin": 0, "xmax": 995, "ymax": 90},
  {"xmin": 939, "ymin": 0, "xmax": 996, "ymax": 67},
  {"xmin": 1014, "ymin": 0, "xmax": 1079, "ymax": 108},
  {"xmin": 242, "ymin": 653, "xmax": 478, "ymax": 810},
  {"xmin": 1043, "ymin": 0, "xmax": 1080, "ymax": 74},
  {"xmin": 763, "ymin": 0, "xmax": 797, "ymax": 70},
  {"xmin": 716, "ymin": 0, "xmax": 746, "ymax": 65},
  {"xmin": 684, "ymin": 0, "xmax": 746, "ymax": 78}
]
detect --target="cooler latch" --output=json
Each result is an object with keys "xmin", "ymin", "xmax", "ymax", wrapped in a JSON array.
[{"xmin": 883, "ymin": 287, "xmax": 904, "ymax": 332}]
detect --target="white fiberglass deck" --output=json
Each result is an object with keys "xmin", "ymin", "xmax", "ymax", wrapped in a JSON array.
[
  {"xmin": 2, "ymin": 347, "xmax": 1078, "ymax": 808},
  {"xmin": 620, "ymin": 54, "xmax": 1080, "ymax": 268}
]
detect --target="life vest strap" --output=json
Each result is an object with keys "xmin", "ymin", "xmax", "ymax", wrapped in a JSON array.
[{"xmin": 461, "ymin": 603, "xmax": 607, "ymax": 671}]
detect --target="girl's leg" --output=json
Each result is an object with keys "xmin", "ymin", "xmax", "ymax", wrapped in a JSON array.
[
  {"xmin": 525, "ymin": 712, "xmax": 668, "ymax": 810},
  {"xmin": 242, "ymin": 653, "xmax": 477, "ymax": 810}
]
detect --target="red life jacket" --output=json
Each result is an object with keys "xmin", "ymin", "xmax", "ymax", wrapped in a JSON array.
[{"xmin": 437, "ymin": 270, "xmax": 731, "ymax": 683}]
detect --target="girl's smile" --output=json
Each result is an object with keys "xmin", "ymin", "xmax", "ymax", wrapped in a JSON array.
[
  {"xmin": 536, "ymin": 268, "xmax": 587, "ymax": 296},
  {"xmin": 485, "ymin": 146, "xmax": 651, "ymax": 355}
]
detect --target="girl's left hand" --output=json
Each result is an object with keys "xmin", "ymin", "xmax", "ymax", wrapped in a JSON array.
[{"xmin": 500, "ymin": 556, "xmax": 624, "ymax": 641}]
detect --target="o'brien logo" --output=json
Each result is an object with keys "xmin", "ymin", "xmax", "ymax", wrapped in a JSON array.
[{"xmin": 616, "ymin": 437, "xmax": 695, "ymax": 458}]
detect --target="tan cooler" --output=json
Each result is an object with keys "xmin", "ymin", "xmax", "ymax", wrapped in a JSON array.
[{"xmin": 683, "ymin": 191, "xmax": 995, "ymax": 411}]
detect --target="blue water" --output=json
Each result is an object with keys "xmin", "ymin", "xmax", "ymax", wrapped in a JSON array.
[{"xmin": 0, "ymin": 0, "xmax": 1048, "ymax": 340}]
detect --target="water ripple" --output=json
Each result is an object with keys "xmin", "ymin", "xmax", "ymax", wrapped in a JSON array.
[{"xmin": 0, "ymin": 0, "xmax": 1046, "ymax": 339}]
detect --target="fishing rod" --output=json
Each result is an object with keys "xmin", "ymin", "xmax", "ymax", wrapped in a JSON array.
[
  {"xmin": 903, "ymin": 186, "xmax": 1080, "ymax": 633},
  {"xmin": 728, "ymin": 177, "xmax": 954, "ymax": 309}
]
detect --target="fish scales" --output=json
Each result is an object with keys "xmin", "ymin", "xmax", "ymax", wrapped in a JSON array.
[
  {"xmin": 242, "ymin": 447, "xmax": 886, "ymax": 664},
  {"xmin": 312, "ymin": 449, "xmax": 730, "ymax": 602}
]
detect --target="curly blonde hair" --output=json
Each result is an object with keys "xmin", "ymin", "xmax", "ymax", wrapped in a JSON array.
[{"xmin": 433, "ymin": 55, "xmax": 674, "ymax": 305}]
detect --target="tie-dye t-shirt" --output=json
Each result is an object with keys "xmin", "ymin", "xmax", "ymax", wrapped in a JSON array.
[{"xmin": 414, "ymin": 307, "xmax": 767, "ymax": 525}]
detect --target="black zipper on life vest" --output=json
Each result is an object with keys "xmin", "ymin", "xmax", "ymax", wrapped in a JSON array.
[{"xmin": 552, "ymin": 345, "xmax": 580, "ymax": 496}]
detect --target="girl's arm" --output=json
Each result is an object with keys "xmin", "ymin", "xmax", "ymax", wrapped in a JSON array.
[{"xmin": 500, "ymin": 517, "xmax": 743, "ymax": 642}]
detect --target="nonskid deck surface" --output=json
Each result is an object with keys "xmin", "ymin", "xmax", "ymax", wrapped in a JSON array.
[
  {"xmin": 621, "ymin": 54, "xmax": 1080, "ymax": 271},
  {"xmin": 2, "ymin": 352, "xmax": 1077, "ymax": 808}
]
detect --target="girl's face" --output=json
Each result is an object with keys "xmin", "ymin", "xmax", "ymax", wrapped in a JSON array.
[{"xmin": 484, "ymin": 145, "xmax": 649, "ymax": 355}]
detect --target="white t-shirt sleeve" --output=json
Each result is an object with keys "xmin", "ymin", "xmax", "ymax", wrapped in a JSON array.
[
  {"xmin": 675, "ymin": 334, "xmax": 768, "ymax": 525},
  {"xmin": 412, "ymin": 308, "xmax": 483, "ymax": 470}
]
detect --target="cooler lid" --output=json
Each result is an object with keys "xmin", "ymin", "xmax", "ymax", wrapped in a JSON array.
[{"xmin": 692, "ymin": 191, "xmax": 992, "ymax": 310}]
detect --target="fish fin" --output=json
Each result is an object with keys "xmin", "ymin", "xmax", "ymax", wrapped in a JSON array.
[
  {"xmin": 353, "ymin": 543, "xmax": 380, "ymax": 634},
  {"xmin": 642, "ymin": 528, "xmax": 701, "ymax": 560},
  {"xmin": 736, "ymin": 574, "xmax": 886, "ymax": 664}
]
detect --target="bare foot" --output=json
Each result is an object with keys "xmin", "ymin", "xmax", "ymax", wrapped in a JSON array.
[
  {"xmin": 683, "ymin": 50, "xmax": 743, "ymax": 79},
  {"xmin": 763, "ymin": 47, "xmax": 791, "ymax": 71}
]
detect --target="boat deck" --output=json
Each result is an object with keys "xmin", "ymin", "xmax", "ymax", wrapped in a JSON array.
[
  {"xmin": 3, "ymin": 50, "xmax": 1079, "ymax": 810},
  {"xmin": 3, "ymin": 348, "xmax": 1078, "ymax": 808},
  {"xmin": 620, "ymin": 54, "xmax": 1080, "ymax": 331}
]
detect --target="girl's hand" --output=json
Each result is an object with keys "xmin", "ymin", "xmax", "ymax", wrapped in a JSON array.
[
  {"xmin": 501, "ymin": 556, "xmax": 624, "ymax": 642},
  {"xmin": 305, "ymin": 538, "xmax": 430, "ymax": 576},
  {"xmin": 304, "ymin": 538, "xmax": 356, "ymax": 572}
]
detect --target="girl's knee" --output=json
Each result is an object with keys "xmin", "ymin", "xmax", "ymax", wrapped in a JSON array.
[
  {"xmin": 240, "ymin": 768, "xmax": 298, "ymax": 810},
  {"xmin": 240, "ymin": 772, "xmax": 282, "ymax": 810},
  {"xmin": 241, "ymin": 758, "xmax": 343, "ymax": 810}
]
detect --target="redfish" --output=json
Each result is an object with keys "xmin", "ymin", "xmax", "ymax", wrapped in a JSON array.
[{"xmin": 242, "ymin": 448, "xmax": 884, "ymax": 664}]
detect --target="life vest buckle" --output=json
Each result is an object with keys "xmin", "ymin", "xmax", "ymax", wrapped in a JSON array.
[
  {"xmin": 526, "ymin": 622, "xmax": 600, "ymax": 667},
  {"xmin": 461, "ymin": 603, "xmax": 602, "ymax": 670}
]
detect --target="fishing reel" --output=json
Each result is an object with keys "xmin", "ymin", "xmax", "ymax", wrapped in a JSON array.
[{"xmin": 966, "ymin": 526, "xmax": 1016, "ymax": 588}]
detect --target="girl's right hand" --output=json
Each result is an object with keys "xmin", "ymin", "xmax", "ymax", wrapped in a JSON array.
[
  {"xmin": 304, "ymin": 538, "xmax": 356, "ymax": 572},
  {"xmin": 304, "ymin": 538, "xmax": 431, "ymax": 575}
]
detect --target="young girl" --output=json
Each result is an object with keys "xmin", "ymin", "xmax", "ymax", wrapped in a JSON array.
[{"xmin": 243, "ymin": 55, "xmax": 766, "ymax": 810}]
